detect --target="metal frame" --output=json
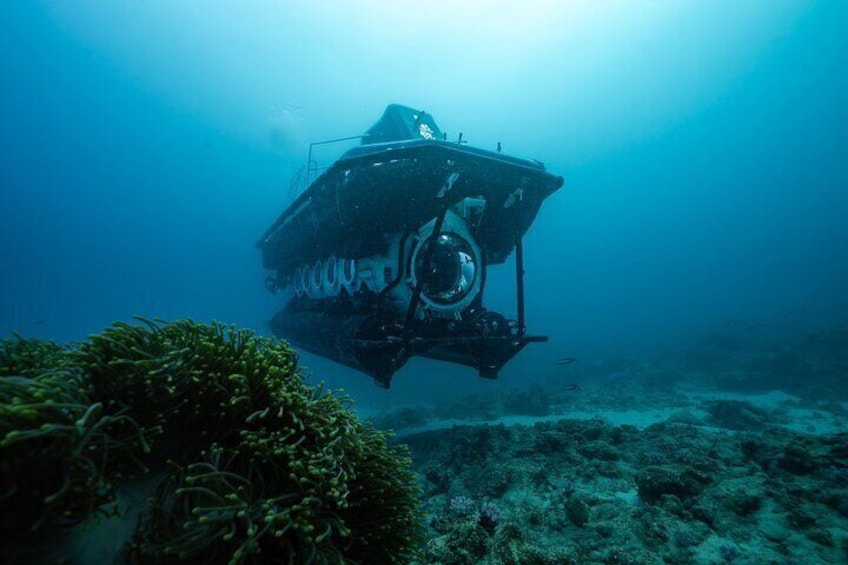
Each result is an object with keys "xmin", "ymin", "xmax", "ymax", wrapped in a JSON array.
[
  {"xmin": 305, "ymin": 134, "xmax": 369, "ymax": 187},
  {"xmin": 371, "ymin": 221, "xmax": 542, "ymax": 384}
]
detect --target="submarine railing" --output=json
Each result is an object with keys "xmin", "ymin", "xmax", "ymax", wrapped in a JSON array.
[{"xmin": 305, "ymin": 134, "xmax": 370, "ymax": 187}]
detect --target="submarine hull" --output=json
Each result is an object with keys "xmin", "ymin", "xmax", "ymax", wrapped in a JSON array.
[
  {"xmin": 257, "ymin": 104, "xmax": 563, "ymax": 387},
  {"xmin": 257, "ymin": 140, "xmax": 563, "ymax": 281}
]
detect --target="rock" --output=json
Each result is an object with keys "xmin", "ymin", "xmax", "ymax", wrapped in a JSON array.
[
  {"xmin": 635, "ymin": 467, "xmax": 711, "ymax": 504},
  {"xmin": 806, "ymin": 527, "xmax": 834, "ymax": 547},
  {"xmin": 579, "ymin": 440, "xmax": 620, "ymax": 461},
  {"xmin": 759, "ymin": 513, "xmax": 789, "ymax": 543},
  {"xmin": 823, "ymin": 491, "xmax": 848, "ymax": 518},
  {"xmin": 734, "ymin": 493, "xmax": 762, "ymax": 516},
  {"xmin": 703, "ymin": 399, "xmax": 770, "ymax": 431},
  {"xmin": 565, "ymin": 498, "xmax": 590, "ymax": 527},
  {"xmin": 779, "ymin": 444, "xmax": 816, "ymax": 475}
]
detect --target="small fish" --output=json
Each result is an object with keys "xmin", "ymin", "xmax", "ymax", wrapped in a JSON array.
[
  {"xmin": 34, "ymin": 320, "xmax": 46, "ymax": 326},
  {"xmin": 555, "ymin": 357, "xmax": 577, "ymax": 365},
  {"xmin": 561, "ymin": 383, "xmax": 580, "ymax": 392}
]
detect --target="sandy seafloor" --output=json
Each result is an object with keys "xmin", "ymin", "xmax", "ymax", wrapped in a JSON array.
[{"xmin": 362, "ymin": 333, "xmax": 848, "ymax": 564}]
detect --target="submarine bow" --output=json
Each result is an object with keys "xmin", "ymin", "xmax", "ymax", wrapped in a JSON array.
[{"xmin": 257, "ymin": 104, "xmax": 564, "ymax": 388}]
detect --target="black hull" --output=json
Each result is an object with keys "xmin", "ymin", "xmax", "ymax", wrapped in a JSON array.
[{"xmin": 257, "ymin": 140, "xmax": 563, "ymax": 278}]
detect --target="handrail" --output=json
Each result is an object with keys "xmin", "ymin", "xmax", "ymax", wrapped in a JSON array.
[{"xmin": 305, "ymin": 134, "xmax": 369, "ymax": 186}]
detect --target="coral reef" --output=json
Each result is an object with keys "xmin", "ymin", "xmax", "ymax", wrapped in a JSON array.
[
  {"xmin": 1, "ymin": 320, "xmax": 423, "ymax": 564},
  {"xmin": 405, "ymin": 419, "xmax": 848, "ymax": 564}
]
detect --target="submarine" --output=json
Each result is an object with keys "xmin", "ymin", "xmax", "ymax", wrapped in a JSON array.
[{"xmin": 257, "ymin": 104, "xmax": 563, "ymax": 388}]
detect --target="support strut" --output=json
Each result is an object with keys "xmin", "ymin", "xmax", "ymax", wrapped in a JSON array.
[{"xmin": 515, "ymin": 233, "xmax": 526, "ymax": 336}]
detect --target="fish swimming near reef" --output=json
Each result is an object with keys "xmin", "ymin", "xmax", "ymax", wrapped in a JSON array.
[{"xmin": 548, "ymin": 383, "xmax": 580, "ymax": 395}]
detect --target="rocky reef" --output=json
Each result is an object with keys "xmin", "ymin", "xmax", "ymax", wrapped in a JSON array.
[{"xmin": 404, "ymin": 418, "xmax": 848, "ymax": 564}]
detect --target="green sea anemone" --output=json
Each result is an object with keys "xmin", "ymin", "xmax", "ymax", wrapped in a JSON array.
[{"xmin": 1, "ymin": 319, "xmax": 423, "ymax": 564}]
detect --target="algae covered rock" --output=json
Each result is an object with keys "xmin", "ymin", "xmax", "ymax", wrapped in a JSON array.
[
  {"xmin": 634, "ymin": 466, "xmax": 711, "ymax": 504},
  {"xmin": 1, "ymin": 319, "xmax": 423, "ymax": 564},
  {"xmin": 564, "ymin": 497, "xmax": 590, "ymax": 527},
  {"xmin": 403, "ymin": 414, "xmax": 848, "ymax": 564},
  {"xmin": 702, "ymin": 399, "xmax": 771, "ymax": 431}
]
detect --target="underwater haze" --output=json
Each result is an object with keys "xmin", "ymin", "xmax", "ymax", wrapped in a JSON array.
[
  {"xmin": 2, "ymin": 2, "xmax": 847, "ymax": 400},
  {"xmin": 4, "ymin": 2, "xmax": 848, "ymax": 563}
]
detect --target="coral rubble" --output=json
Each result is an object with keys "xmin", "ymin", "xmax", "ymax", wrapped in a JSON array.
[{"xmin": 405, "ymin": 419, "xmax": 848, "ymax": 564}]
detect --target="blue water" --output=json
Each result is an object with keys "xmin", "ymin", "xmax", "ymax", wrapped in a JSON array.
[{"xmin": 1, "ymin": 2, "xmax": 846, "ymax": 405}]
